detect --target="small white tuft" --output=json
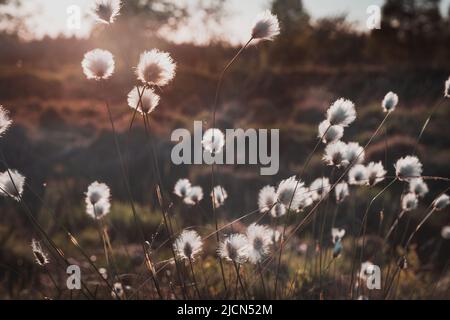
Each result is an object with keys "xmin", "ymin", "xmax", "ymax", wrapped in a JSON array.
[
  {"xmin": 202, "ymin": 128, "xmax": 225, "ymax": 154},
  {"xmin": 82, "ymin": 49, "xmax": 115, "ymax": 80},
  {"xmin": 31, "ymin": 239, "xmax": 49, "ymax": 266},
  {"xmin": 310, "ymin": 177, "xmax": 331, "ymax": 201},
  {"xmin": 408, "ymin": 178, "xmax": 428, "ymax": 198},
  {"xmin": 258, "ymin": 185, "xmax": 277, "ymax": 213},
  {"xmin": 323, "ymin": 140, "xmax": 348, "ymax": 167},
  {"xmin": 401, "ymin": 193, "xmax": 418, "ymax": 212},
  {"xmin": 335, "ymin": 182, "xmax": 349, "ymax": 203},
  {"xmin": 251, "ymin": 10, "xmax": 280, "ymax": 41},
  {"xmin": 211, "ymin": 185, "xmax": 228, "ymax": 208},
  {"xmin": 318, "ymin": 120, "xmax": 344, "ymax": 143},
  {"xmin": 136, "ymin": 49, "xmax": 176, "ymax": 87},
  {"xmin": 246, "ymin": 223, "xmax": 271, "ymax": 264},
  {"xmin": 218, "ymin": 234, "xmax": 249, "ymax": 264},
  {"xmin": 0, "ymin": 106, "xmax": 12, "ymax": 137},
  {"xmin": 91, "ymin": 0, "xmax": 122, "ymax": 24},
  {"xmin": 326, "ymin": 98, "xmax": 356, "ymax": 127},
  {"xmin": 382, "ymin": 91, "xmax": 398, "ymax": 112},
  {"xmin": 394, "ymin": 156, "xmax": 423, "ymax": 181},
  {"xmin": 433, "ymin": 194, "xmax": 450, "ymax": 211},
  {"xmin": 127, "ymin": 86, "xmax": 160, "ymax": 115},
  {"xmin": 183, "ymin": 186, "xmax": 204, "ymax": 206},
  {"xmin": 331, "ymin": 228, "xmax": 346, "ymax": 244},
  {"xmin": 366, "ymin": 161, "xmax": 386, "ymax": 186},
  {"xmin": 174, "ymin": 229, "xmax": 203, "ymax": 261},
  {"xmin": 174, "ymin": 178, "xmax": 192, "ymax": 198},
  {"xmin": 348, "ymin": 164, "xmax": 368, "ymax": 186},
  {"xmin": 0, "ymin": 170, "xmax": 25, "ymax": 201}
]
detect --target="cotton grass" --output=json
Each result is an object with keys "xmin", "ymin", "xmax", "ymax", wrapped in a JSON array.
[{"xmin": 82, "ymin": 49, "xmax": 115, "ymax": 80}]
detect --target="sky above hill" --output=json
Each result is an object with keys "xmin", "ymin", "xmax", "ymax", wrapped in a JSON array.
[{"xmin": 6, "ymin": 0, "xmax": 450, "ymax": 44}]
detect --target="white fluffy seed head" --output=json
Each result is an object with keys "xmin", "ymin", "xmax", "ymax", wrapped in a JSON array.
[
  {"xmin": 433, "ymin": 194, "xmax": 450, "ymax": 211},
  {"xmin": 173, "ymin": 178, "xmax": 192, "ymax": 198},
  {"xmin": 258, "ymin": 185, "xmax": 277, "ymax": 213},
  {"xmin": 92, "ymin": 0, "xmax": 122, "ymax": 24},
  {"xmin": 276, "ymin": 176, "xmax": 306, "ymax": 211},
  {"xmin": 174, "ymin": 229, "xmax": 203, "ymax": 261},
  {"xmin": 183, "ymin": 186, "xmax": 203, "ymax": 206},
  {"xmin": 0, "ymin": 106, "xmax": 12, "ymax": 137},
  {"xmin": 335, "ymin": 182, "xmax": 349, "ymax": 203},
  {"xmin": 318, "ymin": 120, "xmax": 344, "ymax": 143},
  {"xmin": 441, "ymin": 226, "xmax": 450, "ymax": 239},
  {"xmin": 127, "ymin": 86, "xmax": 160, "ymax": 115},
  {"xmin": 401, "ymin": 192, "xmax": 418, "ymax": 212},
  {"xmin": 202, "ymin": 128, "xmax": 225, "ymax": 154},
  {"xmin": 310, "ymin": 177, "xmax": 331, "ymax": 201},
  {"xmin": 331, "ymin": 228, "xmax": 346, "ymax": 244},
  {"xmin": 86, "ymin": 181, "xmax": 110, "ymax": 205},
  {"xmin": 251, "ymin": 10, "xmax": 280, "ymax": 41},
  {"xmin": 444, "ymin": 77, "xmax": 450, "ymax": 98},
  {"xmin": 344, "ymin": 142, "xmax": 364, "ymax": 166},
  {"xmin": 366, "ymin": 161, "xmax": 386, "ymax": 186},
  {"xmin": 211, "ymin": 185, "xmax": 228, "ymax": 208},
  {"xmin": 0, "ymin": 170, "xmax": 25, "ymax": 201},
  {"xmin": 111, "ymin": 282, "xmax": 124, "ymax": 299},
  {"xmin": 382, "ymin": 91, "xmax": 398, "ymax": 112},
  {"xmin": 323, "ymin": 140, "xmax": 348, "ymax": 167},
  {"xmin": 82, "ymin": 49, "xmax": 115, "ymax": 80},
  {"xmin": 86, "ymin": 198, "xmax": 111, "ymax": 219},
  {"xmin": 136, "ymin": 49, "xmax": 176, "ymax": 87},
  {"xmin": 394, "ymin": 156, "xmax": 423, "ymax": 181},
  {"xmin": 218, "ymin": 234, "xmax": 249, "ymax": 264},
  {"xmin": 348, "ymin": 164, "xmax": 368, "ymax": 186},
  {"xmin": 409, "ymin": 178, "xmax": 428, "ymax": 198},
  {"xmin": 326, "ymin": 98, "xmax": 356, "ymax": 127},
  {"xmin": 31, "ymin": 239, "xmax": 49, "ymax": 266},
  {"xmin": 246, "ymin": 223, "xmax": 271, "ymax": 264}
]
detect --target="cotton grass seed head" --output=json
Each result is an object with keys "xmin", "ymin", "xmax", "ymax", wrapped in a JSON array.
[
  {"xmin": 332, "ymin": 228, "xmax": 346, "ymax": 244},
  {"xmin": 335, "ymin": 182, "xmax": 349, "ymax": 203},
  {"xmin": 433, "ymin": 194, "xmax": 450, "ymax": 211},
  {"xmin": 441, "ymin": 226, "xmax": 450, "ymax": 239},
  {"xmin": 202, "ymin": 128, "xmax": 225, "ymax": 154},
  {"xmin": 82, "ymin": 49, "xmax": 115, "ymax": 80},
  {"xmin": 246, "ymin": 223, "xmax": 271, "ymax": 264},
  {"xmin": 394, "ymin": 155, "xmax": 423, "ymax": 181},
  {"xmin": 174, "ymin": 229, "xmax": 203, "ymax": 261},
  {"xmin": 0, "ymin": 106, "xmax": 12, "ymax": 137},
  {"xmin": 218, "ymin": 234, "xmax": 249, "ymax": 264},
  {"xmin": 31, "ymin": 239, "xmax": 49, "ymax": 266},
  {"xmin": 183, "ymin": 186, "xmax": 203, "ymax": 205},
  {"xmin": 382, "ymin": 91, "xmax": 398, "ymax": 113},
  {"xmin": 92, "ymin": 0, "xmax": 122, "ymax": 24},
  {"xmin": 409, "ymin": 178, "xmax": 428, "ymax": 198},
  {"xmin": 401, "ymin": 193, "xmax": 418, "ymax": 212},
  {"xmin": 326, "ymin": 98, "xmax": 356, "ymax": 127},
  {"xmin": 310, "ymin": 177, "xmax": 331, "ymax": 201},
  {"xmin": 251, "ymin": 10, "xmax": 280, "ymax": 41},
  {"xmin": 86, "ymin": 181, "xmax": 110, "ymax": 205},
  {"xmin": 445, "ymin": 77, "xmax": 450, "ymax": 98},
  {"xmin": 366, "ymin": 161, "xmax": 386, "ymax": 186},
  {"xmin": 348, "ymin": 164, "xmax": 368, "ymax": 186},
  {"xmin": 276, "ymin": 176, "xmax": 307, "ymax": 211},
  {"xmin": 111, "ymin": 282, "xmax": 124, "ymax": 299},
  {"xmin": 86, "ymin": 198, "xmax": 111, "ymax": 219},
  {"xmin": 127, "ymin": 86, "xmax": 160, "ymax": 115},
  {"xmin": 173, "ymin": 178, "xmax": 192, "ymax": 198},
  {"xmin": 323, "ymin": 140, "xmax": 348, "ymax": 167},
  {"xmin": 271, "ymin": 203, "xmax": 287, "ymax": 218},
  {"xmin": 211, "ymin": 185, "xmax": 227, "ymax": 208},
  {"xmin": 258, "ymin": 185, "xmax": 277, "ymax": 213},
  {"xmin": 0, "ymin": 170, "xmax": 25, "ymax": 201},
  {"xmin": 344, "ymin": 142, "xmax": 364, "ymax": 166},
  {"xmin": 136, "ymin": 49, "xmax": 176, "ymax": 87},
  {"xmin": 318, "ymin": 120, "xmax": 344, "ymax": 143}
]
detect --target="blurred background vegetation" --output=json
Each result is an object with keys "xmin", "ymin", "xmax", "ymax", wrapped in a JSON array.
[{"xmin": 0, "ymin": 0, "xmax": 449, "ymax": 299}]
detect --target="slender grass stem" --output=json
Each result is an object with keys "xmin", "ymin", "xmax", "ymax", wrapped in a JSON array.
[{"xmin": 188, "ymin": 257, "xmax": 201, "ymax": 299}]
